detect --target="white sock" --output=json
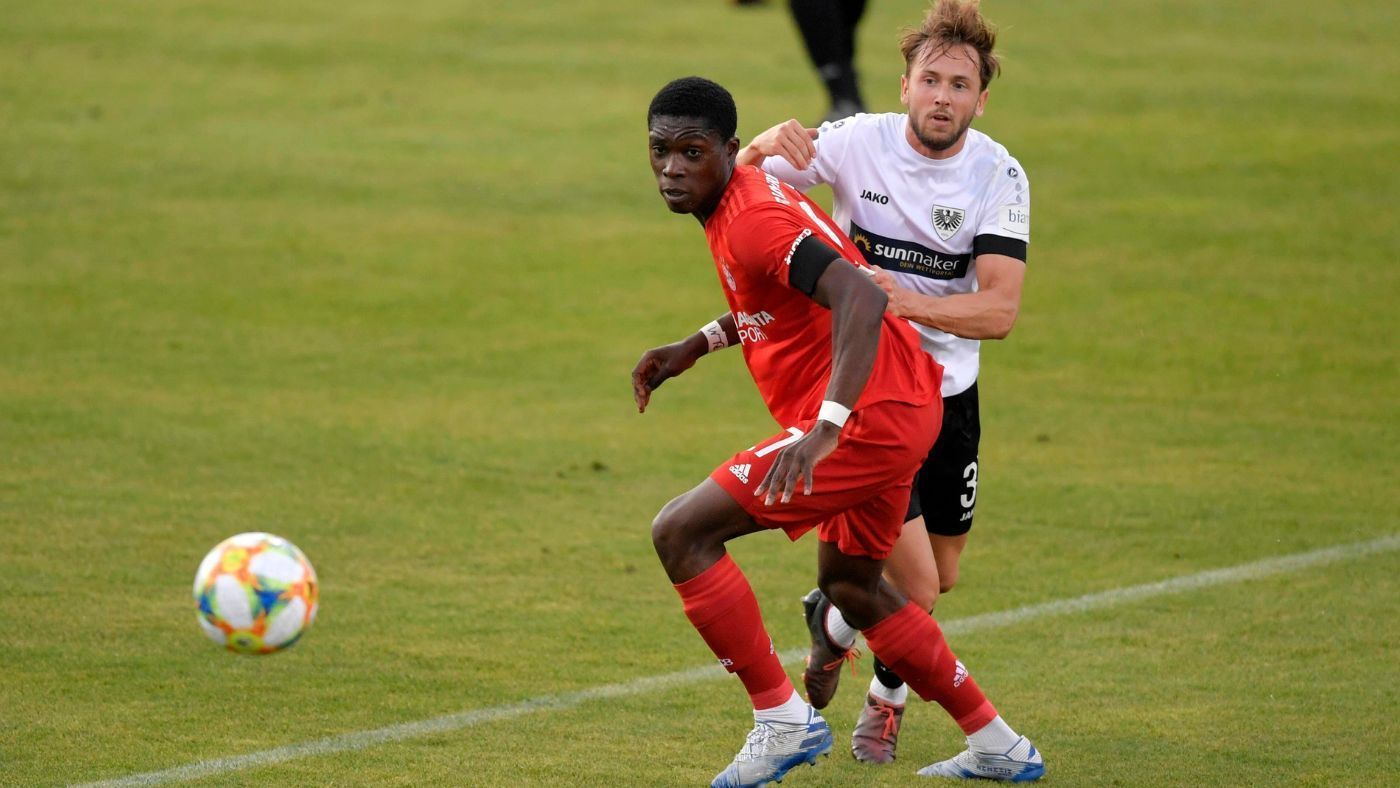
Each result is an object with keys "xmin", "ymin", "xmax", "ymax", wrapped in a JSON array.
[
  {"xmin": 755, "ymin": 689, "xmax": 811, "ymax": 725},
  {"xmin": 966, "ymin": 715, "xmax": 1020, "ymax": 754},
  {"xmin": 868, "ymin": 676, "xmax": 908, "ymax": 706},
  {"xmin": 823, "ymin": 604, "xmax": 857, "ymax": 649}
]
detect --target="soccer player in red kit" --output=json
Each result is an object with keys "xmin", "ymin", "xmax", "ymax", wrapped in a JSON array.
[{"xmin": 634, "ymin": 76, "xmax": 1044, "ymax": 786}]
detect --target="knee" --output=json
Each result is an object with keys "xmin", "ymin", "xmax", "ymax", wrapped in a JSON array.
[
  {"xmin": 650, "ymin": 497, "xmax": 691, "ymax": 563},
  {"xmin": 905, "ymin": 580, "xmax": 940, "ymax": 613},
  {"xmin": 818, "ymin": 575, "xmax": 880, "ymax": 630},
  {"xmin": 888, "ymin": 562, "xmax": 941, "ymax": 611},
  {"xmin": 938, "ymin": 565, "xmax": 959, "ymax": 595}
]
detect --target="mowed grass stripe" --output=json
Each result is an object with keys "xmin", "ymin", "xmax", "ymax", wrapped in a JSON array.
[{"xmin": 76, "ymin": 534, "xmax": 1400, "ymax": 788}]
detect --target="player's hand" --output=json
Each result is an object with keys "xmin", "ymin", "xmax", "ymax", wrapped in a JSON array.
[
  {"xmin": 631, "ymin": 335, "xmax": 707, "ymax": 413},
  {"xmin": 869, "ymin": 267, "xmax": 896, "ymax": 295},
  {"xmin": 869, "ymin": 268, "xmax": 911, "ymax": 317},
  {"xmin": 754, "ymin": 421, "xmax": 840, "ymax": 505},
  {"xmin": 746, "ymin": 119, "xmax": 819, "ymax": 170}
]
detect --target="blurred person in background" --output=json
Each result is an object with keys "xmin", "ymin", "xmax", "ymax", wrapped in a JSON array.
[{"xmin": 789, "ymin": 0, "xmax": 870, "ymax": 122}]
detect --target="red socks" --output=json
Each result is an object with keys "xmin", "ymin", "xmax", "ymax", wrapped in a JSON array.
[
  {"xmin": 862, "ymin": 602, "xmax": 998, "ymax": 734},
  {"xmin": 674, "ymin": 562, "xmax": 994, "ymax": 728},
  {"xmin": 673, "ymin": 554, "xmax": 794, "ymax": 710}
]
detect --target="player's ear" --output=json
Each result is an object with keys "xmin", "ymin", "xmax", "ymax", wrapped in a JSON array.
[
  {"xmin": 725, "ymin": 136, "xmax": 740, "ymax": 158},
  {"xmin": 975, "ymin": 89, "xmax": 988, "ymax": 118}
]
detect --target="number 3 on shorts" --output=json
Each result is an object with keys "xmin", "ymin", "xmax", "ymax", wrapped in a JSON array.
[{"xmin": 960, "ymin": 460, "xmax": 979, "ymax": 509}]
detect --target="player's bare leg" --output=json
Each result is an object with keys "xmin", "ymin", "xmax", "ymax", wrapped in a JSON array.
[
  {"xmin": 652, "ymin": 478, "xmax": 767, "ymax": 584},
  {"xmin": 652, "ymin": 479, "xmax": 833, "ymax": 787},
  {"xmin": 930, "ymin": 532, "xmax": 969, "ymax": 595},
  {"xmin": 885, "ymin": 517, "xmax": 943, "ymax": 609}
]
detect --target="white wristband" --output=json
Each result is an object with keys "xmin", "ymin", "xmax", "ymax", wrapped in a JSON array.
[
  {"xmin": 818, "ymin": 400, "xmax": 852, "ymax": 429},
  {"xmin": 698, "ymin": 320, "xmax": 729, "ymax": 353}
]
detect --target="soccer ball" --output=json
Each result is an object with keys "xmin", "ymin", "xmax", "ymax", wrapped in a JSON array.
[{"xmin": 193, "ymin": 532, "xmax": 318, "ymax": 654}]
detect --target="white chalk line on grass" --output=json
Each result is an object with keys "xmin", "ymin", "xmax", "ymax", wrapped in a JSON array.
[{"xmin": 77, "ymin": 534, "xmax": 1399, "ymax": 787}]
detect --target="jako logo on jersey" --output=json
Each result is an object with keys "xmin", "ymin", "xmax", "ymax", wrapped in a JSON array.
[
  {"xmin": 763, "ymin": 172, "xmax": 790, "ymax": 205},
  {"xmin": 953, "ymin": 660, "xmax": 969, "ymax": 688},
  {"xmin": 860, "ymin": 189, "xmax": 889, "ymax": 205},
  {"xmin": 849, "ymin": 221, "xmax": 970, "ymax": 280},
  {"xmin": 735, "ymin": 311, "xmax": 775, "ymax": 344},
  {"xmin": 728, "ymin": 464, "xmax": 751, "ymax": 483},
  {"xmin": 931, "ymin": 204, "xmax": 966, "ymax": 241}
]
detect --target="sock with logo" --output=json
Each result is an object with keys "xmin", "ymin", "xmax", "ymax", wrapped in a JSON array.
[
  {"xmin": 674, "ymin": 553, "xmax": 794, "ymax": 710},
  {"xmin": 755, "ymin": 688, "xmax": 813, "ymax": 726},
  {"xmin": 861, "ymin": 602, "xmax": 997, "ymax": 734}
]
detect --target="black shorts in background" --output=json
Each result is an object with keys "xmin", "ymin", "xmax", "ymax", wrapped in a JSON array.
[{"xmin": 905, "ymin": 382, "xmax": 981, "ymax": 536}]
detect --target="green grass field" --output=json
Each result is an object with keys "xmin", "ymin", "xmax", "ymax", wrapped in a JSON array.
[{"xmin": 2, "ymin": 0, "xmax": 1397, "ymax": 785}]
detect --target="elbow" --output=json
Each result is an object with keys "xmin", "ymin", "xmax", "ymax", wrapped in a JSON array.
[
  {"xmin": 844, "ymin": 286, "xmax": 887, "ymax": 328},
  {"xmin": 986, "ymin": 304, "xmax": 1020, "ymax": 340},
  {"xmin": 871, "ymin": 287, "xmax": 889, "ymax": 317}
]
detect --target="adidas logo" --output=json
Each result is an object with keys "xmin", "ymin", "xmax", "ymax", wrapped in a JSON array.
[
  {"xmin": 953, "ymin": 659, "xmax": 968, "ymax": 688},
  {"xmin": 729, "ymin": 463, "xmax": 751, "ymax": 484}
]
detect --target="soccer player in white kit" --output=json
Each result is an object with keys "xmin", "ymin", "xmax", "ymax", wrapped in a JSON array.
[{"xmin": 737, "ymin": 0, "xmax": 1032, "ymax": 769}]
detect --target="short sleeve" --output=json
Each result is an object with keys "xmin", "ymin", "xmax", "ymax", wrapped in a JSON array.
[
  {"xmin": 973, "ymin": 157, "xmax": 1030, "ymax": 260},
  {"xmin": 723, "ymin": 204, "xmax": 816, "ymax": 284},
  {"xmin": 760, "ymin": 116, "xmax": 855, "ymax": 192}
]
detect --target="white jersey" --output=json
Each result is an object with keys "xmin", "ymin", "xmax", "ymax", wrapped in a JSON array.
[{"xmin": 763, "ymin": 113, "xmax": 1030, "ymax": 396}]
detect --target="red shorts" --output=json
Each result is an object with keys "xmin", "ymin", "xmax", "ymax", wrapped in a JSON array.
[{"xmin": 710, "ymin": 398, "xmax": 941, "ymax": 560}]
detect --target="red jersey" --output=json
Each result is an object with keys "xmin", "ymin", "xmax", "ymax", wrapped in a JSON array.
[{"xmin": 704, "ymin": 166, "xmax": 940, "ymax": 427}]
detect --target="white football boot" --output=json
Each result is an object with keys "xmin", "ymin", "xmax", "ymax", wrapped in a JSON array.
[
  {"xmin": 916, "ymin": 735, "xmax": 1045, "ymax": 782},
  {"xmin": 710, "ymin": 707, "xmax": 833, "ymax": 788}
]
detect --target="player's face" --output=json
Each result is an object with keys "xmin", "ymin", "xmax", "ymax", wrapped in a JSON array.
[
  {"xmin": 648, "ymin": 116, "xmax": 739, "ymax": 219},
  {"xmin": 900, "ymin": 42, "xmax": 988, "ymax": 158}
]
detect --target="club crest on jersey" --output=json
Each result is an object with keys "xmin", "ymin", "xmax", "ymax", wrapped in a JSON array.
[{"xmin": 931, "ymin": 204, "xmax": 965, "ymax": 241}]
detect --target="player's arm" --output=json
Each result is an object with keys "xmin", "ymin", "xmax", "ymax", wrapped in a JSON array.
[
  {"xmin": 873, "ymin": 251, "xmax": 1025, "ymax": 339},
  {"xmin": 631, "ymin": 314, "xmax": 739, "ymax": 413},
  {"xmin": 736, "ymin": 119, "xmax": 819, "ymax": 170},
  {"xmin": 755, "ymin": 236, "xmax": 886, "ymax": 504}
]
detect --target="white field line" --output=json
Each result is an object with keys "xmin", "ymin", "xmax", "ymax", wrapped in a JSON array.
[{"xmin": 77, "ymin": 534, "xmax": 1399, "ymax": 787}]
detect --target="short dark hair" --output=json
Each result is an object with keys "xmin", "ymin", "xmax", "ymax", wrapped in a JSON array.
[{"xmin": 647, "ymin": 77, "xmax": 738, "ymax": 140}]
